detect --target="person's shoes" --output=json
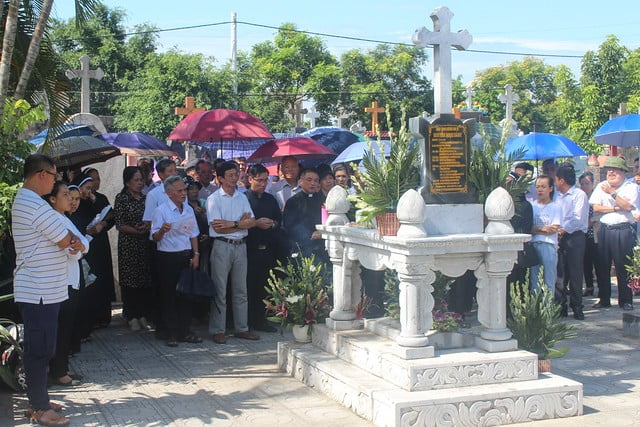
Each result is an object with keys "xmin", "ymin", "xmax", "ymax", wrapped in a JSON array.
[
  {"xmin": 234, "ymin": 331, "xmax": 260, "ymax": 340},
  {"xmin": 29, "ymin": 408, "xmax": 69, "ymax": 426},
  {"xmin": 583, "ymin": 287, "xmax": 594, "ymax": 296},
  {"xmin": 560, "ymin": 305, "xmax": 568, "ymax": 317},
  {"xmin": 212, "ymin": 333, "xmax": 227, "ymax": 344},
  {"xmin": 67, "ymin": 372, "xmax": 83, "ymax": 381},
  {"xmin": 138, "ymin": 317, "xmax": 151, "ymax": 330},
  {"xmin": 25, "ymin": 402, "xmax": 64, "ymax": 418},
  {"xmin": 622, "ymin": 303, "xmax": 634, "ymax": 311},
  {"xmin": 179, "ymin": 333, "xmax": 202, "ymax": 344},
  {"xmin": 52, "ymin": 375, "xmax": 80, "ymax": 387},
  {"xmin": 128, "ymin": 318, "xmax": 141, "ymax": 332},
  {"xmin": 592, "ymin": 302, "xmax": 611, "ymax": 309},
  {"xmin": 166, "ymin": 340, "xmax": 178, "ymax": 347},
  {"xmin": 253, "ymin": 322, "xmax": 277, "ymax": 333},
  {"xmin": 573, "ymin": 309, "xmax": 585, "ymax": 320}
]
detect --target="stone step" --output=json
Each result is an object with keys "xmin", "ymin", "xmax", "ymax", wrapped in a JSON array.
[
  {"xmin": 312, "ymin": 324, "xmax": 538, "ymax": 391},
  {"xmin": 279, "ymin": 341, "xmax": 583, "ymax": 427}
]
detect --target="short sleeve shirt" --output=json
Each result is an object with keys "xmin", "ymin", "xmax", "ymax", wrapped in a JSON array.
[
  {"xmin": 531, "ymin": 200, "xmax": 562, "ymax": 247},
  {"xmin": 206, "ymin": 187, "xmax": 254, "ymax": 239},
  {"xmin": 12, "ymin": 188, "xmax": 69, "ymax": 304},
  {"xmin": 589, "ymin": 180, "xmax": 638, "ymax": 225},
  {"xmin": 143, "ymin": 184, "xmax": 168, "ymax": 222},
  {"xmin": 151, "ymin": 200, "xmax": 199, "ymax": 252}
]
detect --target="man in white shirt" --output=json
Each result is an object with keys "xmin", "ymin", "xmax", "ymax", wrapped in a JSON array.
[
  {"xmin": 207, "ymin": 161, "xmax": 258, "ymax": 344},
  {"xmin": 555, "ymin": 163, "xmax": 589, "ymax": 320},
  {"xmin": 195, "ymin": 159, "xmax": 217, "ymax": 201},
  {"xmin": 589, "ymin": 156, "xmax": 637, "ymax": 311},
  {"xmin": 151, "ymin": 176, "xmax": 201, "ymax": 347},
  {"xmin": 269, "ymin": 156, "xmax": 301, "ymax": 210},
  {"xmin": 142, "ymin": 159, "xmax": 178, "ymax": 223},
  {"xmin": 12, "ymin": 154, "xmax": 82, "ymax": 426}
]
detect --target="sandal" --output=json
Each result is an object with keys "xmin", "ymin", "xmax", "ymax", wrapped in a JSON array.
[
  {"xmin": 179, "ymin": 334, "xmax": 202, "ymax": 344},
  {"xmin": 25, "ymin": 402, "xmax": 64, "ymax": 418},
  {"xmin": 29, "ymin": 409, "xmax": 69, "ymax": 426},
  {"xmin": 52, "ymin": 376, "xmax": 81, "ymax": 387}
]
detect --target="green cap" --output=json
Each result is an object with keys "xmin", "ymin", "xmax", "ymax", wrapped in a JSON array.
[{"xmin": 603, "ymin": 156, "xmax": 629, "ymax": 172}]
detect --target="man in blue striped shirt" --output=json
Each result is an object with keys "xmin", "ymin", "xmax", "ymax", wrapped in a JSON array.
[{"xmin": 12, "ymin": 154, "xmax": 82, "ymax": 426}]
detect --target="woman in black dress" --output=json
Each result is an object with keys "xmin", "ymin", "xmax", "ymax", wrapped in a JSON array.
[{"xmin": 114, "ymin": 167, "xmax": 153, "ymax": 331}]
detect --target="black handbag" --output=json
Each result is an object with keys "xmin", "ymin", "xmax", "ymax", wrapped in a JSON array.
[
  {"xmin": 517, "ymin": 242, "xmax": 540, "ymax": 268},
  {"xmin": 176, "ymin": 268, "xmax": 216, "ymax": 298}
]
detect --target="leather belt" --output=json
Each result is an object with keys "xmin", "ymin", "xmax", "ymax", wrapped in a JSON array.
[
  {"xmin": 603, "ymin": 222, "xmax": 633, "ymax": 230},
  {"xmin": 214, "ymin": 236, "xmax": 247, "ymax": 245}
]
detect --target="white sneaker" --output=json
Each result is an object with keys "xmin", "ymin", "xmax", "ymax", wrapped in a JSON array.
[
  {"xmin": 139, "ymin": 317, "xmax": 151, "ymax": 330},
  {"xmin": 128, "ymin": 318, "xmax": 141, "ymax": 332}
]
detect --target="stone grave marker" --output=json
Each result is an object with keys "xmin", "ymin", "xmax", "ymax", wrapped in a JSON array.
[{"xmin": 65, "ymin": 55, "xmax": 104, "ymax": 114}]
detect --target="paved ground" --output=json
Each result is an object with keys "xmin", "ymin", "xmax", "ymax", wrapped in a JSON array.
[{"xmin": 1, "ymin": 291, "xmax": 638, "ymax": 426}]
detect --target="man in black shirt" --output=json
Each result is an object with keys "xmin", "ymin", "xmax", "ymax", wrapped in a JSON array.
[{"xmin": 245, "ymin": 164, "xmax": 282, "ymax": 332}]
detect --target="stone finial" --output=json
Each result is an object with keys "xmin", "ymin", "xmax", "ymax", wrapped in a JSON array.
[
  {"xmin": 396, "ymin": 189, "xmax": 427, "ymax": 237},
  {"xmin": 484, "ymin": 187, "xmax": 515, "ymax": 234},
  {"xmin": 325, "ymin": 185, "xmax": 350, "ymax": 226}
]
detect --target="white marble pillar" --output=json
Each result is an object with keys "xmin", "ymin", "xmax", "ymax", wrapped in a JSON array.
[{"xmin": 326, "ymin": 243, "xmax": 361, "ymax": 330}]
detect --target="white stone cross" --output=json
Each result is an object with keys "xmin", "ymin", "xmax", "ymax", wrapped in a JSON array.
[
  {"xmin": 288, "ymin": 99, "xmax": 307, "ymax": 129},
  {"xmin": 463, "ymin": 85, "xmax": 476, "ymax": 109},
  {"xmin": 412, "ymin": 7, "xmax": 472, "ymax": 115},
  {"xmin": 65, "ymin": 55, "xmax": 104, "ymax": 114},
  {"xmin": 306, "ymin": 105, "xmax": 321, "ymax": 128},
  {"xmin": 498, "ymin": 84, "xmax": 519, "ymax": 123}
]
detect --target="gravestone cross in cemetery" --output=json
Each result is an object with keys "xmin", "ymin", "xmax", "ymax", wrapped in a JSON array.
[
  {"xmin": 463, "ymin": 85, "xmax": 476, "ymax": 109},
  {"xmin": 65, "ymin": 55, "xmax": 104, "ymax": 114},
  {"xmin": 306, "ymin": 105, "xmax": 321, "ymax": 128},
  {"xmin": 499, "ymin": 83, "xmax": 520, "ymax": 138},
  {"xmin": 175, "ymin": 96, "xmax": 205, "ymax": 116},
  {"xmin": 364, "ymin": 101, "xmax": 385, "ymax": 133},
  {"xmin": 289, "ymin": 99, "xmax": 307, "ymax": 132}
]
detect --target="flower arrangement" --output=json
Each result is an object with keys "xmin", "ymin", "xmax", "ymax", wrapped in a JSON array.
[
  {"xmin": 432, "ymin": 301, "xmax": 464, "ymax": 332},
  {"xmin": 264, "ymin": 254, "xmax": 332, "ymax": 334},
  {"xmin": 625, "ymin": 245, "xmax": 640, "ymax": 295}
]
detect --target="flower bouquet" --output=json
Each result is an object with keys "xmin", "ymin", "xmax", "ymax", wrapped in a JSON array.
[
  {"xmin": 264, "ymin": 253, "xmax": 331, "ymax": 337},
  {"xmin": 625, "ymin": 245, "xmax": 640, "ymax": 295}
]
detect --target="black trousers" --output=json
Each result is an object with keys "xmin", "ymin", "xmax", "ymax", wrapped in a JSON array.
[
  {"xmin": 557, "ymin": 231, "xmax": 586, "ymax": 310},
  {"xmin": 49, "ymin": 287, "xmax": 78, "ymax": 378},
  {"xmin": 584, "ymin": 235, "xmax": 605, "ymax": 290},
  {"xmin": 121, "ymin": 286, "xmax": 152, "ymax": 320},
  {"xmin": 155, "ymin": 250, "xmax": 192, "ymax": 340},
  {"xmin": 247, "ymin": 245, "xmax": 276, "ymax": 327},
  {"xmin": 597, "ymin": 223, "xmax": 635, "ymax": 306},
  {"xmin": 19, "ymin": 301, "xmax": 60, "ymax": 411}
]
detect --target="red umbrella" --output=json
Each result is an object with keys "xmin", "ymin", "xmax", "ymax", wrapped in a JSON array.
[
  {"xmin": 168, "ymin": 109, "xmax": 273, "ymax": 142},
  {"xmin": 247, "ymin": 137, "xmax": 336, "ymax": 163}
]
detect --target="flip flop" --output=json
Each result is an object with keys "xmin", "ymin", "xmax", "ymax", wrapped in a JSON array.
[{"xmin": 179, "ymin": 334, "xmax": 202, "ymax": 344}]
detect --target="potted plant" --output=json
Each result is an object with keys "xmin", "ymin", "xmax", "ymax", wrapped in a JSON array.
[
  {"xmin": 354, "ymin": 110, "xmax": 420, "ymax": 236},
  {"xmin": 508, "ymin": 280, "xmax": 577, "ymax": 372},
  {"xmin": 264, "ymin": 253, "xmax": 332, "ymax": 342}
]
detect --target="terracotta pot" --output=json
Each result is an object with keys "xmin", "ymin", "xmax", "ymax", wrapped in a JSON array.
[
  {"xmin": 587, "ymin": 154, "xmax": 598, "ymax": 166},
  {"xmin": 291, "ymin": 324, "xmax": 311, "ymax": 343},
  {"xmin": 375, "ymin": 212, "xmax": 400, "ymax": 236},
  {"xmin": 538, "ymin": 358, "xmax": 551, "ymax": 373}
]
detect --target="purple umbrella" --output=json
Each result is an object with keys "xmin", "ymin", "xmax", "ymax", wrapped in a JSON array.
[{"xmin": 99, "ymin": 132, "xmax": 177, "ymax": 157}]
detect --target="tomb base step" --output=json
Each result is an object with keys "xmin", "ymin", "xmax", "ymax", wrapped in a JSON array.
[
  {"xmin": 279, "ymin": 341, "xmax": 583, "ymax": 427},
  {"xmin": 313, "ymin": 323, "xmax": 537, "ymax": 391}
]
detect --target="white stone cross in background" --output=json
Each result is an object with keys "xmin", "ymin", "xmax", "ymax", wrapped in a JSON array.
[
  {"xmin": 499, "ymin": 84, "xmax": 520, "ymax": 138},
  {"xmin": 306, "ymin": 105, "xmax": 321, "ymax": 128},
  {"xmin": 65, "ymin": 55, "xmax": 104, "ymax": 114},
  {"xmin": 412, "ymin": 6, "xmax": 472, "ymax": 115},
  {"xmin": 463, "ymin": 85, "xmax": 476, "ymax": 109}
]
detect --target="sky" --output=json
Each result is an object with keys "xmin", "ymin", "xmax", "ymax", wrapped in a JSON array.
[{"xmin": 53, "ymin": 0, "xmax": 640, "ymax": 85}]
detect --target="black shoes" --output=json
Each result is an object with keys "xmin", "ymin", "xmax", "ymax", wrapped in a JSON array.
[
  {"xmin": 592, "ymin": 302, "xmax": 611, "ymax": 309},
  {"xmin": 622, "ymin": 303, "xmax": 634, "ymax": 311},
  {"xmin": 573, "ymin": 309, "xmax": 585, "ymax": 320},
  {"xmin": 560, "ymin": 305, "xmax": 568, "ymax": 317}
]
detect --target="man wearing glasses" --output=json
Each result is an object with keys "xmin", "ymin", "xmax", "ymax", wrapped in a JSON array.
[{"xmin": 12, "ymin": 154, "xmax": 83, "ymax": 426}]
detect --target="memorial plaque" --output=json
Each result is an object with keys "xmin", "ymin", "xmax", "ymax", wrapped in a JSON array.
[
  {"xmin": 410, "ymin": 113, "xmax": 477, "ymax": 204},
  {"xmin": 428, "ymin": 124, "xmax": 468, "ymax": 194}
]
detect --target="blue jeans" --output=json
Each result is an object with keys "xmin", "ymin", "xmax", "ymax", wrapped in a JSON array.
[
  {"xmin": 19, "ymin": 301, "xmax": 60, "ymax": 411},
  {"xmin": 530, "ymin": 241, "xmax": 557, "ymax": 293}
]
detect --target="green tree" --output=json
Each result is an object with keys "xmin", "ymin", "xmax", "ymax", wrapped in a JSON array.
[
  {"xmin": 113, "ymin": 50, "xmax": 232, "ymax": 139},
  {"xmin": 241, "ymin": 23, "xmax": 338, "ymax": 132}
]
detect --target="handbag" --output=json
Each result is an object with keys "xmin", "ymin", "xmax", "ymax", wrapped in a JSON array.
[
  {"xmin": 176, "ymin": 268, "xmax": 216, "ymax": 298},
  {"xmin": 517, "ymin": 242, "xmax": 540, "ymax": 268}
]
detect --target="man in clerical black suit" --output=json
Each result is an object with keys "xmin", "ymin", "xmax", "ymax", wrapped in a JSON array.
[
  {"xmin": 282, "ymin": 167, "xmax": 328, "ymax": 264},
  {"xmin": 245, "ymin": 164, "xmax": 281, "ymax": 332}
]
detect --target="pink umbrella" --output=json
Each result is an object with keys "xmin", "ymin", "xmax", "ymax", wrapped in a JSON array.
[
  {"xmin": 247, "ymin": 137, "xmax": 336, "ymax": 164},
  {"xmin": 168, "ymin": 109, "xmax": 273, "ymax": 142}
]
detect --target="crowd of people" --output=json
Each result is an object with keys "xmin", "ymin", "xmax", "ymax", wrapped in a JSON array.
[
  {"xmin": 10, "ymin": 153, "xmax": 359, "ymax": 425},
  {"xmin": 11, "ymin": 149, "xmax": 639, "ymax": 426},
  {"xmin": 506, "ymin": 157, "xmax": 638, "ymax": 321}
]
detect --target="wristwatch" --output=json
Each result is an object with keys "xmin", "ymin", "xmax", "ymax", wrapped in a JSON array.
[
  {"xmin": 234, "ymin": 220, "xmax": 239, "ymax": 228},
  {"xmin": 611, "ymin": 192, "xmax": 618, "ymax": 199}
]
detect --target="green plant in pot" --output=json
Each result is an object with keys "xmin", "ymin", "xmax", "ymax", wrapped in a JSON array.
[
  {"xmin": 354, "ymin": 110, "xmax": 420, "ymax": 236},
  {"xmin": 264, "ymin": 253, "xmax": 332, "ymax": 341},
  {"xmin": 508, "ymin": 277, "xmax": 576, "ymax": 372}
]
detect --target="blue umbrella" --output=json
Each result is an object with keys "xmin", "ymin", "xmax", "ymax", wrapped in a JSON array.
[
  {"xmin": 331, "ymin": 140, "xmax": 392, "ymax": 165},
  {"xmin": 595, "ymin": 114, "xmax": 640, "ymax": 147},
  {"xmin": 301, "ymin": 126, "xmax": 363, "ymax": 155},
  {"xmin": 98, "ymin": 132, "xmax": 177, "ymax": 157},
  {"xmin": 504, "ymin": 132, "xmax": 585, "ymax": 160},
  {"xmin": 29, "ymin": 124, "xmax": 95, "ymax": 145}
]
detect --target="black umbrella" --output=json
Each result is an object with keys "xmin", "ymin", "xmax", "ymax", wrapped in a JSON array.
[{"xmin": 37, "ymin": 135, "xmax": 121, "ymax": 169}]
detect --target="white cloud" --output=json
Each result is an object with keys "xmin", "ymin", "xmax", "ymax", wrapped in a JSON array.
[{"xmin": 474, "ymin": 36, "xmax": 597, "ymax": 52}]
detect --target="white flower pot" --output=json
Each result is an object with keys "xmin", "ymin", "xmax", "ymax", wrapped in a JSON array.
[{"xmin": 292, "ymin": 325, "xmax": 311, "ymax": 343}]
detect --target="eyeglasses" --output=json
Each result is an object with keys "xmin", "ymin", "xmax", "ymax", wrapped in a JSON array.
[{"xmin": 40, "ymin": 169, "xmax": 59, "ymax": 179}]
